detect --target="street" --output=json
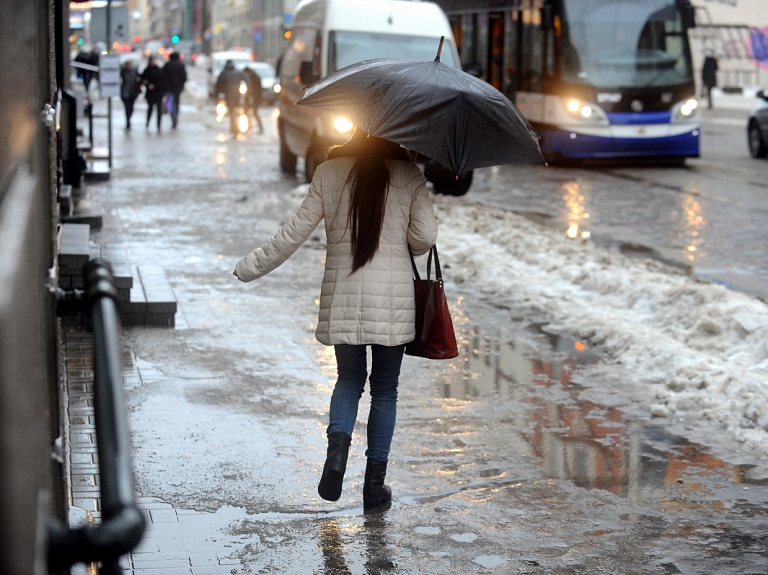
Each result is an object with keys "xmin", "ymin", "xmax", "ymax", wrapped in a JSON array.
[
  {"xmin": 67, "ymin": 69, "xmax": 768, "ymax": 575},
  {"xmin": 470, "ymin": 103, "xmax": 768, "ymax": 300}
]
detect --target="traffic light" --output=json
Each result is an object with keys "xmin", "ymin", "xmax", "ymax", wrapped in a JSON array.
[
  {"xmin": 171, "ymin": 35, "xmax": 179, "ymax": 44},
  {"xmin": 133, "ymin": 35, "xmax": 140, "ymax": 44}
]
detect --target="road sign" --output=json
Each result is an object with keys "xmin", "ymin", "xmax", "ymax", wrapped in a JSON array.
[{"xmin": 99, "ymin": 54, "xmax": 121, "ymax": 98}]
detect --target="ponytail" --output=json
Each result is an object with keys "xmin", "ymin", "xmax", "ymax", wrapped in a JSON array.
[
  {"xmin": 328, "ymin": 132, "xmax": 410, "ymax": 273},
  {"xmin": 348, "ymin": 153, "xmax": 390, "ymax": 272}
]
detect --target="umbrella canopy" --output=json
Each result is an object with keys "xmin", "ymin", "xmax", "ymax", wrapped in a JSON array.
[{"xmin": 298, "ymin": 57, "xmax": 545, "ymax": 175}]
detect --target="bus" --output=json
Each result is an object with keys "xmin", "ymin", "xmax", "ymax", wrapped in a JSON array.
[{"xmin": 440, "ymin": 0, "xmax": 700, "ymax": 164}]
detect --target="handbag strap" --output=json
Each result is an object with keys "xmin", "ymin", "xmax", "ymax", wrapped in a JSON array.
[{"xmin": 409, "ymin": 245, "xmax": 441, "ymax": 281}]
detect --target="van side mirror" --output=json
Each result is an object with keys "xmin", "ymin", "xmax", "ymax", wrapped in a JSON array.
[
  {"xmin": 299, "ymin": 61, "xmax": 319, "ymax": 85},
  {"xmin": 540, "ymin": 5, "xmax": 553, "ymax": 30},
  {"xmin": 682, "ymin": 2, "xmax": 696, "ymax": 29}
]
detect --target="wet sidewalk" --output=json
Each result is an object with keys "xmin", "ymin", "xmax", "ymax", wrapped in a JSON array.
[{"xmin": 62, "ymin": 83, "xmax": 768, "ymax": 575}]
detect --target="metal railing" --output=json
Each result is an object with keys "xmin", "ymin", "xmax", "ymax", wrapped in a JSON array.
[
  {"xmin": 48, "ymin": 259, "xmax": 145, "ymax": 574},
  {"xmin": 70, "ymin": 60, "xmax": 101, "ymax": 150}
]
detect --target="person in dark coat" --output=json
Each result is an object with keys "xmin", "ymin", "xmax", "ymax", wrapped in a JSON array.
[
  {"xmin": 243, "ymin": 66, "xmax": 264, "ymax": 134},
  {"xmin": 140, "ymin": 56, "xmax": 165, "ymax": 131},
  {"xmin": 87, "ymin": 47, "xmax": 100, "ymax": 91},
  {"xmin": 119, "ymin": 59, "xmax": 141, "ymax": 130},
  {"xmin": 162, "ymin": 52, "xmax": 187, "ymax": 129},
  {"xmin": 702, "ymin": 54, "xmax": 718, "ymax": 109},
  {"xmin": 74, "ymin": 50, "xmax": 90, "ymax": 89},
  {"xmin": 215, "ymin": 60, "xmax": 246, "ymax": 135}
]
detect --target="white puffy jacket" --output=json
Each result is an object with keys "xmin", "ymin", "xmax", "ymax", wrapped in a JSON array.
[{"xmin": 235, "ymin": 157, "xmax": 438, "ymax": 346}]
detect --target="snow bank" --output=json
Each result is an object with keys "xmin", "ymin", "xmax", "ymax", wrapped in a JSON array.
[{"xmin": 431, "ymin": 195, "xmax": 768, "ymax": 451}]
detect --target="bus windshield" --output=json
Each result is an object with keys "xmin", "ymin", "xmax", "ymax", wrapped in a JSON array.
[
  {"xmin": 328, "ymin": 31, "xmax": 456, "ymax": 73},
  {"xmin": 560, "ymin": 0, "xmax": 693, "ymax": 88}
]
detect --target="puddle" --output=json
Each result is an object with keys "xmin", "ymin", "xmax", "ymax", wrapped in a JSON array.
[
  {"xmin": 449, "ymin": 532, "xmax": 478, "ymax": 543},
  {"xmin": 441, "ymin": 324, "xmax": 768, "ymax": 507},
  {"xmin": 473, "ymin": 554, "xmax": 508, "ymax": 568}
]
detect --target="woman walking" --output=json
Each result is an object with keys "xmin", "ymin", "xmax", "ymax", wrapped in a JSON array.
[
  {"xmin": 119, "ymin": 59, "xmax": 141, "ymax": 129},
  {"xmin": 234, "ymin": 131, "xmax": 437, "ymax": 511}
]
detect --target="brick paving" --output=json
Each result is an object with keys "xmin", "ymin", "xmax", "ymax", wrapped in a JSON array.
[{"xmin": 64, "ymin": 326, "xmax": 245, "ymax": 574}]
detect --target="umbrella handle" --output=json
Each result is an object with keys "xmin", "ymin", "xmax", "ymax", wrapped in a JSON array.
[{"xmin": 434, "ymin": 36, "xmax": 444, "ymax": 62}]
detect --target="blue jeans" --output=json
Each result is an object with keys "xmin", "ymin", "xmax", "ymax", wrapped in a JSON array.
[{"xmin": 327, "ymin": 344, "xmax": 405, "ymax": 464}]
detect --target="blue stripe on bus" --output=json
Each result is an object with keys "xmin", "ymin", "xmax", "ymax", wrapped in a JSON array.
[
  {"xmin": 540, "ymin": 128, "xmax": 699, "ymax": 159},
  {"xmin": 607, "ymin": 112, "xmax": 671, "ymax": 125}
]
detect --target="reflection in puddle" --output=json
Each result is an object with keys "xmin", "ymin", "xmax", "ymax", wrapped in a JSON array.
[
  {"xmin": 319, "ymin": 516, "xmax": 396, "ymax": 574},
  {"xmin": 444, "ymin": 325, "xmax": 759, "ymax": 506}
]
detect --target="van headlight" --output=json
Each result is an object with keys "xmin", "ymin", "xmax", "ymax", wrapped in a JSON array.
[
  {"xmin": 671, "ymin": 98, "xmax": 699, "ymax": 123},
  {"xmin": 563, "ymin": 98, "xmax": 609, "ymax": 125},
  {"xmin": 333, "ymin": 116, "xmax": 354, "ymax": 134}
]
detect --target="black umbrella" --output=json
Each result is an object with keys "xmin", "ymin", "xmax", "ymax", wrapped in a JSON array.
[{"xmin": 298, "ymin": 40, "xmax": 545, "ymax": 175}]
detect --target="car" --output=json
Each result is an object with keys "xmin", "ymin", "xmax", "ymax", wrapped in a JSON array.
[
  {"xmin": 244, "ymin": 61, "xmax": 277, "ymax": 105},
  {"xmin": 748, "ymin": 90, "xmax": 768, "ymax": 159},
  {"xmin": 118, "ymin": 51, "xmax": 142, "ymax": 68},
  {"xmin": 172, "ymin": 40, "xmax": 196, "ymax": 66}
]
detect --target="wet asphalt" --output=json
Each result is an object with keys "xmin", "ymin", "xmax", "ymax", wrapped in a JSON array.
[{"xmin": 65, "ymin": 77, "xmax": 768, "ymax": 575}]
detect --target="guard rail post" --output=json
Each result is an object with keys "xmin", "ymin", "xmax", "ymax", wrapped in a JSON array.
[{"xmin": 48, "ymin": 259, "xmax": 145, "ymax": 574}]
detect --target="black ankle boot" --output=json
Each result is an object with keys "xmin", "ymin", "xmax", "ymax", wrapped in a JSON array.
[
  {"xmin": 318, "ymin": 432, "xmax": 351, "ymax": 501},
  {"xmin": 363, "ymin": 460, "xmax": 392, "ymax": 512}
]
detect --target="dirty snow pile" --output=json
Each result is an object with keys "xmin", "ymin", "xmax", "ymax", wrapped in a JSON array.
[{"xmin": 429, "ymin": 194, "xmax": 768, "ymax": 453}]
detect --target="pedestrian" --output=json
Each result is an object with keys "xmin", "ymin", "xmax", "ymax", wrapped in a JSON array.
[
  {"xmin": 120, "ymin": 59, "xmax": 141, "ymax": 130},
  {"xmin": 162, "ymin": 52, "xmax": 187, "ymax": 129},
  {"xmin": 702, "ymin": 53, "xmax": 718, "ymax": 109},
  {"xmin": 243, "ymin": 66, "xmax": 264, "ymax": 134},
  {"xmin": 140, "ymin": 56, "xmax": 165, "ymax": 131},
  {"xmin": 74, "ymin": 49, "xmax": 90, "ymax": 90},
  {"xmin": 87, "ymin": 47, "xmax": 100, "ymax": 91},
  {"xmin": 215, "ymin": 60, "xmax": 246, "ymax": 136},
  {"xmin": 233, "ymin": 130, "xmax": 438, "ymax": 512}
]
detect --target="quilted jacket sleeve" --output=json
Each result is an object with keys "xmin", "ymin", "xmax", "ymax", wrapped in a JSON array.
[
  {"xmin": 235, "ymin": 181, "xmax": 323, "ymax": 281},
  {"xmin": 406, "ymin": 167, "xmax": 438, "ymax": 256}
]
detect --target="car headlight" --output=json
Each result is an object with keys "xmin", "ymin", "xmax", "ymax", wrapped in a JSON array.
[
  {"xmin": 563, "ymin": 98, "xmax": 609, "ymax": 125},
  {"xmin": 671, "ymin": 97, "xmax": 699, "ymax": 123},
  {"xmin": 333, "ymin": 116, "xmax": 354, "ymax": 134}
]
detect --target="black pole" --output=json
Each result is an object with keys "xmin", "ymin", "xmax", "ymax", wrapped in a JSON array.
[{"xmin": 106, "ymin": 0, "xmax": 113, "ymax": 168}]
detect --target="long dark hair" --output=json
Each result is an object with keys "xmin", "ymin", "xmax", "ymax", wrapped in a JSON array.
[{"xmin": 327, "ymin": 131, "xmax": 410, "ymax": 272}]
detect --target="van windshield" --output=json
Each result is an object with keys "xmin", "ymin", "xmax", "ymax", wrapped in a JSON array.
[{"xmin": 328, "ymin": 31, "xmax": 456, "ymax": 73}]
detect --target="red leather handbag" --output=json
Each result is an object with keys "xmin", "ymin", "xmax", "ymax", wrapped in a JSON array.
[{"xmin": 405, "ymin": 245, "xmax": 459, "ymax": 360}]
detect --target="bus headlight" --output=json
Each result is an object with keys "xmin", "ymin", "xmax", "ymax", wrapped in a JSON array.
[
  {"xmin": 671, "ymin": 98, "xmax": 699, "ymax": 123},
  {"xmin": 333, "ymin": 116, "xmax": 355, "ymax": 135},
  {"xmin": 563, "ymin": 98, "xmax": 608, "ymax": 125}
]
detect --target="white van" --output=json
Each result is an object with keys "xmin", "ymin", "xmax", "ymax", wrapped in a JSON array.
[{"xmin": 276, "ymin": 0, "xmax": 472, "ymax": 195}]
